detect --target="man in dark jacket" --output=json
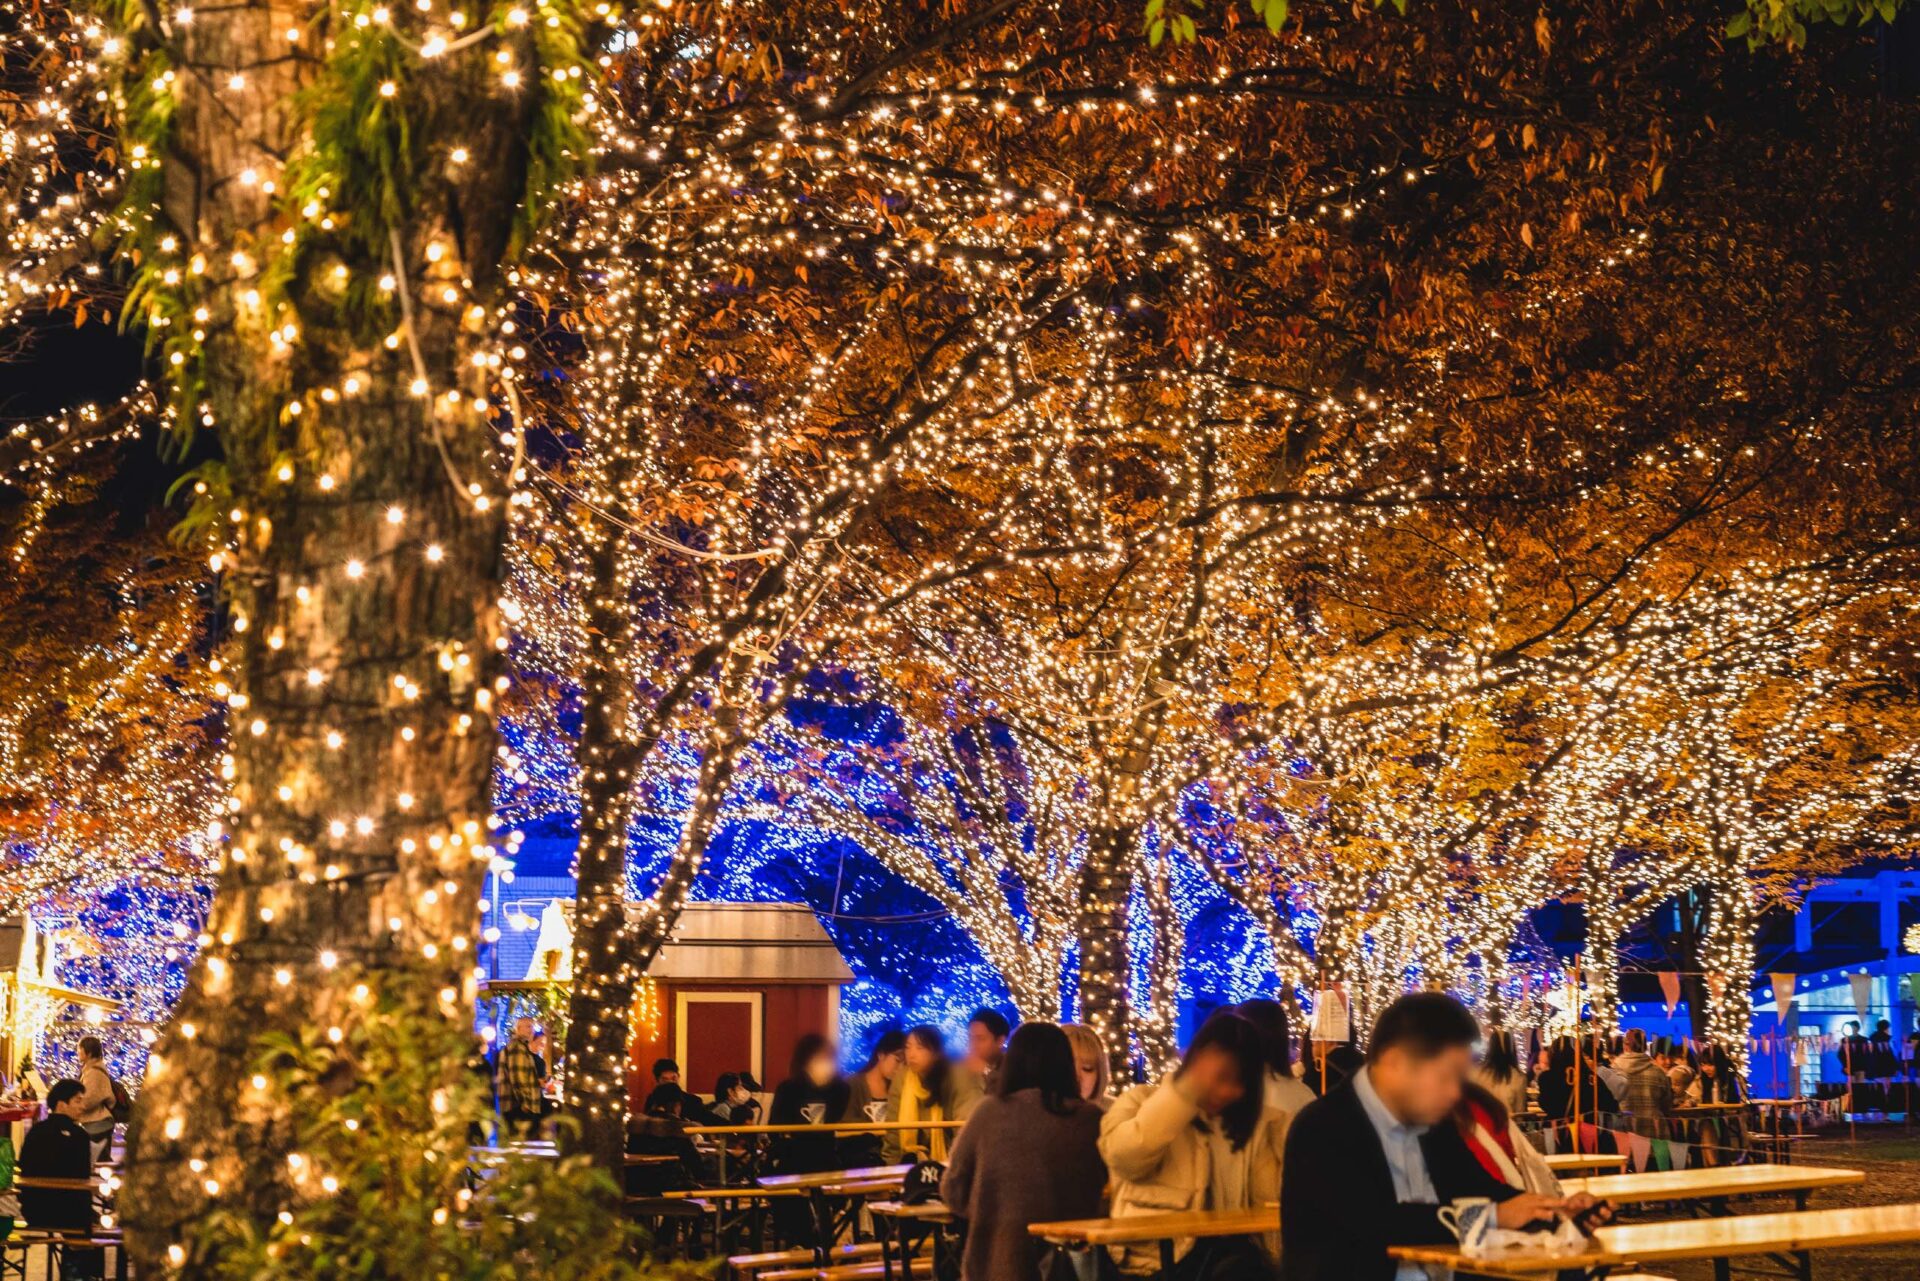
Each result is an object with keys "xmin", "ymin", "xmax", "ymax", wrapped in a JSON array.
[
  {"xmin": 1282, "ymin": 995, "xmax": 1602, "ymax": 1281},
  {"xmin": 18, "ymin": 1080, "xmax": 101, "ymax": 1279}
]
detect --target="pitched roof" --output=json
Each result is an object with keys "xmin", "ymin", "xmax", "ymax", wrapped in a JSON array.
[{"xmin": 631, "ymin": 902, "xmax": 854, "ymax": 983}]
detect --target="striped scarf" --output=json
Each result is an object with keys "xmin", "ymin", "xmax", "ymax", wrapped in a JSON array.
[{"xmin": 1458, "ymin": 1098, "xmax": 1525, "ymax": 1190}]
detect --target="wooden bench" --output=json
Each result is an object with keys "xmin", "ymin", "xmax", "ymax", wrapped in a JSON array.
[
  {"xmin": 728, "ymin": 1240, "xmax": 880, "ymax": 1273},
  {"xmin": 758, "ymin": 1247, "xmax": 931, "ymax": 1281},
  {"xmin": 763, "ymin": 1262, "xmax": 931, "ymax": 1281},
  {"xmin": 2, "ymin": 1231, "xmax": 129, "ymax": 1281}
]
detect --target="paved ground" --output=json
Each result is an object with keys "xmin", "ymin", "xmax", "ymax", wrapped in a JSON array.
[{"xmin": 1632, "ymin": 1126, "xmax": 1920, "ymax": 1280}]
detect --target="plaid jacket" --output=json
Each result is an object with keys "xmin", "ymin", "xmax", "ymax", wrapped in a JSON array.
[
  {"xmin": 497, "ymin": 1036, "xmax": 543, "ymax": 1117},
  {"xmin": 1613, "ymin": 1051, "xmax": 1673, "ymax": 1136}
]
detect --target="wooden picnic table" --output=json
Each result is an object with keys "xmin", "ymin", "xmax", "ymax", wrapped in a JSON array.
[
  {"xmin": 1750, "ymin": 1096, "xmax": 1811, "ymax": 1145},
  {"xmin": 758, "ymin": 1163, "xmax": 914, "ymax": 1191},
  {"xmin": 870, "ymin": 1199, "xmax": 957, "ymax": 1280},
  {"xmin": 1558, "ymin": 1163, "xmax": 1863, "ymax": 1208},
  {"xmin": 689, "ymin": 1118, "xmax": 962, "ymax": 1183},
  {"xmin": 1031, "ymin": 1206, "xmax": 1278, "ymax": 1274},
  {"xmin": 1542, "ymin": 1153, "xmax": 1628, "ymax": 1173},
  {"xmin": 758, "ymin": 1164, "xmax": 915, "ymax": 1265},
  {"xmin": 1391, "ymin": 1201, "xmax": 1920, "ymax": 1281},
  {"xmin": 869, "ymin": 1199, "xmax": 955, "ymax": 1224}
]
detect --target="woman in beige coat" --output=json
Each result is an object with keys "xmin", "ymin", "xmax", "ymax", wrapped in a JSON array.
[{"xmin": 1098, "ymin": 1012, "xmax": 1291, "ymax": 1278}]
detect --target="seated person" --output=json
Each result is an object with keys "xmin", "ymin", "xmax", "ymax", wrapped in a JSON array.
[
  {"xmin": 1100, "ymin": 1011, "xmax": 1286, "ymax": 1278},
  {"xmin": 19, "ymin": 1080, "xmax": 101, "ymax": 1279},
  {"xmin": 884, "ymin": 1026, "xmax": 982, "ymax": 1162},
  {"xmin": 966, "ymin": 1008, "xmax": 1012, "ymax": 1086},
  {"xmin": 626, "ymin": 1083, "xmax": 708, "ymax": 1192},
  {"xmin": 1282, "ymin": 994, "xmax": 1607, "ymax": 1281},
  {"xmin": 709, "ymin": 1071, "xmax": 763, "ymax": 1124}
]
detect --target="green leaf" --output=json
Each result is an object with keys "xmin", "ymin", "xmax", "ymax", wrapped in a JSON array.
[
  {"xmin": 1150, "ymin": 16, "xmax": 1166, "ymax": 44},
  {"xmin": 1265, "ymin": 0, "xmax": 1287, "ymax": 33},
  {"xmin": 1726, "ymin": 10, "xmax": 1753, "ymax": 35}
]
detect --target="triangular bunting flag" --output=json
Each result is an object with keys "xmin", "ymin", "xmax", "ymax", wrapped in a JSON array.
[
  {"xmin": 1770, "ymin": 972, "xmax": 1797, "ymax": 1016},
  {"xmin": 1658, "ymin": 971, "xmax": 1682, "ymax": 1017},
  {"xmin": 1848, "ymin": 972, "xmax": 1874, "ymax": 1021}
]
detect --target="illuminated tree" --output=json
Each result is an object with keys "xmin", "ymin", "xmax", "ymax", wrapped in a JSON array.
[
  {"xmin": 0, "ymin": 0, "xmax": 612, "ymax": 1252},
  {"xmin": 768, "ymin": 711, "xmax": 1086, "ymax": 1021},
  {"xmin": 0, "ymin": 0, "xmax": 1916, "ymax": 1244},
  {"xmin": 0, "ymin": 410, "xmax": 220, "ymax": 908}
]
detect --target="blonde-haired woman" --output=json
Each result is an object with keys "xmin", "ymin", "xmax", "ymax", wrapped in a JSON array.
[{"xmin": 1062, "ymin": 1023, "xmax": 1111, "ymax": 1106}]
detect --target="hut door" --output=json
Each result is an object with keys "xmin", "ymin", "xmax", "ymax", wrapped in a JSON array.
[{"xmin": 674, "ymin": 991, "xmax": 763, "ymax": 1097}]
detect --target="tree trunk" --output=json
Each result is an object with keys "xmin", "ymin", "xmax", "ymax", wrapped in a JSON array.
[
  {"xmin": 122, "ymin": 348, "xmax": 507, "ymax": 1261},
  {"xmin": 1480, "ymin": 942, "xmax": 1513, "ymax": 1029},
  {"xmin": 1004, "ymin": 944, "xmax": 1066, "ymax": 1024},
  {"xmin": 1076, "ymin": 822, "xmax": 1137, "ymax": 1084},
  {"xmin": 1583, "ymin": 931, "xmax": 1621, "ymax": 1034},
  {"xmin": 633, "ymin": 726, "xmax": 742, "ymax": 958},
  {"xmin": 115, "ymin": 0, "xmax": 528, "ymax": 1262},
  {"xmin": 1701, "ymin": 876, "xmax": 1758, "ymax": 1073},
  {"xmin": 1674, "ymin": 888, "xmax": 1715, "ymax": 1047},
  {"xmin": 1133, "ymin": 853, "xmax": 1184, "ymax": 1079},
  {"xmin": 562, "ymin": 547, "xmax": 644, "ymax": 1176}
]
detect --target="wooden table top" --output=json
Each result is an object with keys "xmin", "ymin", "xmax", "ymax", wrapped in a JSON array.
[
  {"xmin": 868, "ymin": 1199, "xmax": 956, "ymax": 1223},
  {"xmin": 688, "ymin": 1120, "xmax": 965, "ymax": 1136},
  {"xmin": 1030, "ymin": 1206, "xmax": 1278, "ymax": 1245},
  {"xmin": 1542, "ymin": 1153, "xmax": 1628, "ymax": 1172},
  {"xmin": 1391, "ymin": 1201, "xmax": 1920, "ymax": 1276},
  {"xmin": 1559, "ymin": 1163, "xmax": 1864, "ymax": 1205},
  {"xmin": 823, "ymin": 1177, "xmax": 907, "ymax": 1196},
  {"xmin": 757, "ymin": 1163, "xmax": 914, "ymax": 1190},
  {"xmin": 1675, "ymin": 1101, "xmax": 1748, "ymax": 1113},
  {"xmin": 1748, "ymin": 1098, "xmax": 1807, "ymax": 1107}
]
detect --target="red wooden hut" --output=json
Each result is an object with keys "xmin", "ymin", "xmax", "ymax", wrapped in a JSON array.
[{"xmin": 625, "ymin": 902, "xmax": 854, "ymax": 1110}]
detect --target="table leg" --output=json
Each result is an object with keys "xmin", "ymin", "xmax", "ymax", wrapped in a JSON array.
[
  {"xmin": 1158, "ymin": 1238, "xmax": 1175, "ymax": 1275},
  {"xmin": 808, "ymin": 1189, "xmax": 833, "ymax": 1264}
]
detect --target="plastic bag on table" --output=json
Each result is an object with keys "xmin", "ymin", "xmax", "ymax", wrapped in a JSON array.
[{"xmin": 1461, "ymin": 1214, "xmax": 1590, "ymax": 1260}]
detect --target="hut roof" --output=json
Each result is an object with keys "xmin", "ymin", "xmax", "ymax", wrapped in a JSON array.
[{"xmin": 631, "ymin": 902, "xmax": 854, "ymax": 984}]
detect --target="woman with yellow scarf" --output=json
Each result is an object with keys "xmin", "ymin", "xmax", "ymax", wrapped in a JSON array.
[{"xmin": 883, "ymin": 1024, "xmax": 983, "ymax": 1162}]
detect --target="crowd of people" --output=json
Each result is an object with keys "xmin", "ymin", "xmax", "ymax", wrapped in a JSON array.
[
  {"xmin": 586, "ymin": 995, "xmax": 1652, "ymax": 1280},
  {"xmin": 472, "ymin": 994, "xmax": 1801, "ymax": 1279},
  {"xmin": 1505, "ymin": 1027, "xmax": 1747, "ymax": 1141}
]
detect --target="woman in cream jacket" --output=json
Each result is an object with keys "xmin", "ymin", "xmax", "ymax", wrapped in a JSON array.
[{"xmin": 1098, "ymin": 1013, "xmax": 1291, "ymax": 1277}]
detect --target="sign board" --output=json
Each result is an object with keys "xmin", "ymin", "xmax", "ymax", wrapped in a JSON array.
[{"xmin": 1309, "ymin": 987, "xmax": 1350, "ymax": 1042}]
